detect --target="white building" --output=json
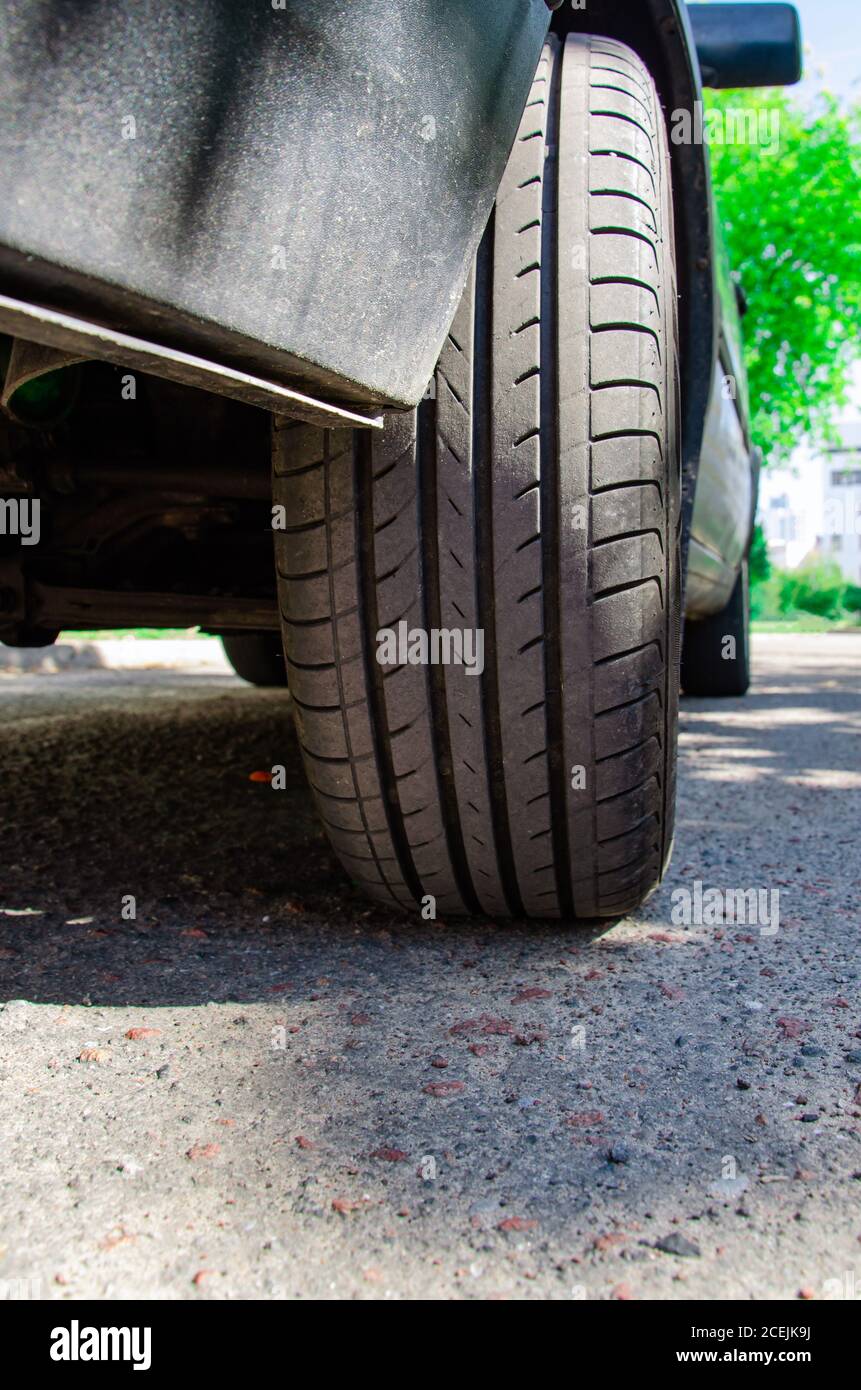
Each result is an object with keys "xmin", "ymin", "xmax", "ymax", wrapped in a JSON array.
[
  {"xmin": 820, "ymin": 422, "xmax": 861, "ymax": 584},
  {"xmin": 758, "ymin": 365, "xmax": 861, "ymax": 583},
  {"xmin": 759, "ymin": 450, "xmax": 818, "ymax": 570}
]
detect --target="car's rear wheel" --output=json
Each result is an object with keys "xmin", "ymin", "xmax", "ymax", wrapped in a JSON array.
[
  {"xmin": 273, "ymin": 33, "xmax": 681, "ymax": 919},
  {"xmin": 221, "ymin": 632, "xmax": 287, "ymax": 687},
  {"xmin": 681, "ymin": 560, "xmax": 751, "ymax": 696}
]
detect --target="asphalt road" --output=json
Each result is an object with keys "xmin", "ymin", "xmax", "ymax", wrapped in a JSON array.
[{"xmin": 0, "ymin": 633, "xmax": 859, "ymax": 1301}]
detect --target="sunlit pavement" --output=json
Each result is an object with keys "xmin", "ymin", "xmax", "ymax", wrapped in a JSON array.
[{"xmin": 0, "ymin": 633, "xmax": 859, "ymax": 1299}]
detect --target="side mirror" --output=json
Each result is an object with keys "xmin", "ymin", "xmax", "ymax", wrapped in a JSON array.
[{"xmin": 687, "ymin": 3, "xmax": 802, "ymax": 88}]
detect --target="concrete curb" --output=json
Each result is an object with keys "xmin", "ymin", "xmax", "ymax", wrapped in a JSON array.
[{"xmin": 0, "ymin": 638, "xmax": 231, "ymax": 674}]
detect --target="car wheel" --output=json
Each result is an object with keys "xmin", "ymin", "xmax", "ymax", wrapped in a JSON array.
[
  {"xmin": 273, "ymin": 33, "xmax": 681, "ymax": 918},
  {"xmin": 681, "ymin": 559, "xmax": 751, "ymax": 697},
  {"xmin": 221, "ymin": 632, "xmax": 287, "ymax": 687}
]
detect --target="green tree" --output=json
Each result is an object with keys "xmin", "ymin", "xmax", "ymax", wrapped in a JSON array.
[
  {"xmin": 705, "ymin": 89, "xmax": 861, "ymax": 461},
  {"xmin": 748, "ymin": 521, "xmax": 770, "ymax": 587}
]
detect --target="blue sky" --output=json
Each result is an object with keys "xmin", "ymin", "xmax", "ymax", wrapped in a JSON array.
[{"xmin": 726, "ymin": 0, "xmax": 861, "ymax": 103}]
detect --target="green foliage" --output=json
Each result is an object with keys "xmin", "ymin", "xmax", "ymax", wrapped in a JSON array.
[
  {"xmin": 778, "ymin": 559, "xmax": 846, "ymax": 617},
  {"xmin": 842, "ymin": 584, "xmax": 861, "ymax": 614},
  {"xmin": 748, "ymin": 522, "xmax": 770, "ymax": 586},
  {"xmin": 705, "ymin": 89, "xmax": 861, "ymax": 461},
  {"xmin": 750, "ymin": 558, "xmax": 861, "ymax": 624},
  {"xmin": 750, "ymin": 573, "xmax": 783, "ymax": 621}
]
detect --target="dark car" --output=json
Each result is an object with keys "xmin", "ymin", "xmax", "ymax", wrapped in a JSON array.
[{"xmin": 0, "ymin": 1, "xmax": 802, "ymax": 919}]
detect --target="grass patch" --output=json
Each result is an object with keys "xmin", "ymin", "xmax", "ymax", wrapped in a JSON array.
[
  {"xmin": 752, "ymin": 617, "xmax": 860, "ymax": 633},
  {"xmin": 58, "ymin": 628, "xmax": 205, "ymax": 641}
]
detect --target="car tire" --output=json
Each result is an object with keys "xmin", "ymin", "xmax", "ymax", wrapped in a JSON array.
[
  {"xmin": 222, "ymin": 632, "xmax": 287, "ymax": 687},
  {"xmin": 681, "ymin": 559, "xmax": 751, "ymax": 697},
  {"xmin": 273, "ymin": 33, "xmax": 681, "ymax": 918}
]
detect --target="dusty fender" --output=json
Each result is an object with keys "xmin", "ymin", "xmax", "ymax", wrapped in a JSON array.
[{"xmin": 0, "ymin": 0, "xmax": 550, "ymax": 411}]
